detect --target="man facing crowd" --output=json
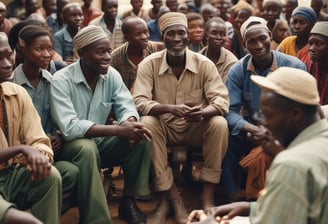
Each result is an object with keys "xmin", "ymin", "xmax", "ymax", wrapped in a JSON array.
[
  {"xmin": 188, "ymin": 67, "xmax": 328, "ymax": 224},
  {"xmin": 134, "ymin": 12, "xmax": 229, "ymax": 224}
]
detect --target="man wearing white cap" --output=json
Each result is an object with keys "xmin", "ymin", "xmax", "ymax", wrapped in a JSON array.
[
  {"xmin": 50, "ymin": 25, "xmax": 152, "ymax": 224},
  {"xmin": 134, "ymin": 12, "xmax": 229, "ymax": 223},
  {"xmin": 187, "ymin": 67, "xmax": 328, "ymax": 224},
  {"xmin": 221, "ymin": 16, "xmax": 307, "ymax": 197}
]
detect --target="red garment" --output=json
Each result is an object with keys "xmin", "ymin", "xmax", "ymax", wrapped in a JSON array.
[
  {"xmin": 305, "ymin": 60, "xmax": 328, "ymax": 105},
  {"xmin": 82, "ymin": 6, "xmax": 101, "ymax": 27}
]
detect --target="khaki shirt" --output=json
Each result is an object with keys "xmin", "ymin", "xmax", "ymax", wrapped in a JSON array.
[
  {"xmin": 199, "ymin": 46, "xmax": 238, "ymax": 83},
  {"xmin": 134, "ymin": 49, "xmax": 229, "ymax": 132},
  {"xmin": 0, "ymin": 82, "xmax": 52, "ymax": 168}
]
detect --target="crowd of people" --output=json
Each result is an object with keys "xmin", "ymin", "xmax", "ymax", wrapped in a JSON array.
[{"xmin": 0, "ymin": 0, "xmax": 328, "ymax": 223}]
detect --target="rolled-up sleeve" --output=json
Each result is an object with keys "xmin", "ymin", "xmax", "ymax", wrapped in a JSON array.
[{"xmin": 50, "ymin": 75, "xmax": 94, "ymax": 141}]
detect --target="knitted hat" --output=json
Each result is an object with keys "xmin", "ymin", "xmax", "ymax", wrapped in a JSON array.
[
  {"xmin": 73, "ymin": 25, "xmax": 108, "ymax": 50},
  {"xmin": 158, "ymin": 12, "xmax": 188, "ymax": 32},
  {"xmin": 291, "ymin": 6, "xmax": 317, "ymax": 24},
  {"xmin": 251, "ymin": 67, "xmax": 320, "ymax": 105},
  {"xmin": 310, "ymin": 21, "xmax": 328, "ymax": 37}
]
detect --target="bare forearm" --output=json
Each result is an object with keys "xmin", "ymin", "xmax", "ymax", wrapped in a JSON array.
[
  {"xmin": 148, "ymin": 104, "xmax": 174, "ymax": 116},
  {"xmin": 84, "ymin": 124, "xmax": 123, "ymax": 138},
  {"xmin": 202, "ymin": 105, "xmax": 223, "ymax": 118},
  {"xmin": 0, "ymin": 146, "xmax": 25, "ymax": 164}
]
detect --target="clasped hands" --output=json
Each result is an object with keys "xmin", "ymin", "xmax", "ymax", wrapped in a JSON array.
[
  {"xmin": 120, "ymin": 117, "xmax": 153, "ymax": 144},
  {"xmin": 171, "ymin": 104, "xmax": 203, "ymax": 123}
]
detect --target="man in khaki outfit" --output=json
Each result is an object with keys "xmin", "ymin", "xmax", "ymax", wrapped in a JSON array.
[{"xmin": 134, "ymin": 12, "xmax": 229, "ymax": 224}]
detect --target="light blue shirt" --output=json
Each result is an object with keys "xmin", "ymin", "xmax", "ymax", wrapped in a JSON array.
[
  {"xmin": 50, "ymin": 60, "xmax": 139, "ymax": 142},
  {"xmin": 12, "ymin": 64, "xmax": 57, "ymax": 135}
]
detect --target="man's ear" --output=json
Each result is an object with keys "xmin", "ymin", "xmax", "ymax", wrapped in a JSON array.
[{"xmin": 77, "ymin": 48, "xmax": 84, "ymax": 58}]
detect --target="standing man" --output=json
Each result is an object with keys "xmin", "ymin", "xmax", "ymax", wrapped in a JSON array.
[
  {"xmin": 222, "ymin": 16, "xmax": 307, "ymax": 197},
  {"xmin": 188, "ymin": 67, "xmax": 328, "ymax": 224},
  {"xmin": 110, "ymin": 16, "xmax": 164, "ymax": 91},
  {"xmin": 134, "ymin": 12, "xmax": 229, "ymax": 224},
  {"xmin": 50, "ymin": 25, "xmax": 152, "ymax": 224},
  {"xmin": 0, "ymin": 32, "xmax": 62, "ymax": 224},
  {"xmin": 89, "ymin": 0, "xmax": 124, "ymax": 50}
]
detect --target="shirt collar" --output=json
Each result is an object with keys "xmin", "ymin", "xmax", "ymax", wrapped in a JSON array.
[
  {"xmin": 72, "ymin": 60, "xmax": 106, "ymax": 84},
  {"xmin": 158, "ymin": 48, "xmax": 198, "ymax": 75},
  {"xmin": 13, "ymin": 64, "xmax": 52, "ymax": 86},
  {"xmin": 63, "ymin": 27, "xmax": 73, "ymax": 42},
  {"xmin": 246, "ymin": 51, "xmax": 278, "ymax": 74}
]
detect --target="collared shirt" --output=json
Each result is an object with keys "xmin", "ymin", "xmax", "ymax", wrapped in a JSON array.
[
  {"xmin": 50, "ymin": 60, "xmax": 139, "ymax": 142},
  {"xmin": 46, "ymin": 13, "xmax": 62, "ymax": 35},
  {"xmin": 0, "ymin": 82, "xmax": 52, "ymax": 165},
  {"xmin": 54, "ymin": 27, "xmax": 74, "ymax": 61},
  {"xmin": 250, "ymin": 119, "xmax": 328, "ymax": 224},
  {"xmin": 110, "ymin": 41, "xmax": 164, "ymax": 90},
  {"xmin": 199, "ymin": 46, "xmax": 238, "ymax": 83},
  {"xmin": 12, "ymin": 64, "xmax": 56, "ymax": 135},
  {"xmin": 225, "ymin": 51, "xmax": 307, "ymax": 136},
  {"xmin": 133, "ymin": 49, "xmax": 229, "ymax": 132},
  {"xmin": 89, "ymin": 16, "xmax": 125, "ymax": 50}
]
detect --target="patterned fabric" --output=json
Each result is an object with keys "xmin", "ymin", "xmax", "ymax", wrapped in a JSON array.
[
  {"xmin": 110, "ymin": 41, "xmax": 164, "ymax": 90},
  {"xmin": 250, "ymin": 120, "xmax": 328, "ymax": 224}
]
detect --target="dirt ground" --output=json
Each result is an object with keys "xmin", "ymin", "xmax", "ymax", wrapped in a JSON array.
[{"xmin": 60, "ymin": 166, "xmax": 239, "ymax": 224}]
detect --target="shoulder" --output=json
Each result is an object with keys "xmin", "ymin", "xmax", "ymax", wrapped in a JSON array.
[
  {"xmin": 1, "ymin": 81, "xmax": 30, "ymax": 97},
  {"xmin": 148, "ymin": 41, "xmax": 165, "ymax": 52},
  {"xmin": 89, "ymin": 15, "xmax": 103, "ymax": 25},
  {"xmin": 274, "ymin": 51, "xmax": 306, "ymax": 69},
  {"xmin": 221, "ymin": 47, "xmax": 238, "ymax": 62},
  {"xmin": 139, "ymin": 50, "xmax": 165, "ymax": 66},
  {"xmin": 111, "ymin": 43, "xmax": 128, "ymax": 57}
]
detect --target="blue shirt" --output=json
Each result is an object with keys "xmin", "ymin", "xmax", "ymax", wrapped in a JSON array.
[
  {"xmin": 50, "ymin": 60, "xmax": 139, "ymax": 142},
  {"xmin": 147, "ymin": 19, "xmax": 161, "ymax": 42},
  {"xmin": 225, "ymin": 51, "xmax": 307, "ymax": 135},
  {"xmin": 12, "ymin": 64, "xmax": 57, "ymax": 135},
  {"xmin": 54, "ymin": 27, "xmax": 74, "ymax": 61}
]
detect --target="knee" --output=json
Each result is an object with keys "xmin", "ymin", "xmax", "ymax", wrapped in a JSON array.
[
  {"xmin": 55, "ymin": 161, "xmax": 79, "ymax": 185},
  {"xmin": 48, "ymin": 166, "xmax": 62, "ymax": 185},
  {"xmin": 140, "ymin": 116, "xmax": 159, "ymax": 129},
  {"xmin": 210, "ymin": 116, "xmax": 228, "ymax": 129},
  {"xmin": 67, "ymin": 139, "xmax": 99, "ymax": 158}
]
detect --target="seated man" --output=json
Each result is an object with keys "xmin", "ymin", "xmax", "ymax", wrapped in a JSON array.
[
  {"xmin": 134, "ymin": 12, "xmax": 229, "ymax": 224},
  {"xmin": 188, "ymin": 67, "xmax": 328, "ymax": 224},
  {"xmin": 110, "ymin": 16, "xmax": 164, "ymax": 91},
  {"xmin": 50, "ymin": 25, "xmax": 152, "ymax": 224},
  {"xmin": 222, "ymin": 16, "xmax": 307, "ymax": 198},
  {"xmin": 0, "ymin": 32, "xmax": 61, "ymax": 224}
]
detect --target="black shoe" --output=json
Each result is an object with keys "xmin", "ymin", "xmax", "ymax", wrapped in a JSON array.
[{"xmin": 118, "ymin": 197, "xmax": 146, "ymax": 224}]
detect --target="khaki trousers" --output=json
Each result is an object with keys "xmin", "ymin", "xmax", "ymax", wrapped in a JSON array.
[{"xmin": 141, "ymin": 116, "xmax": 228, "ymax": 191}]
